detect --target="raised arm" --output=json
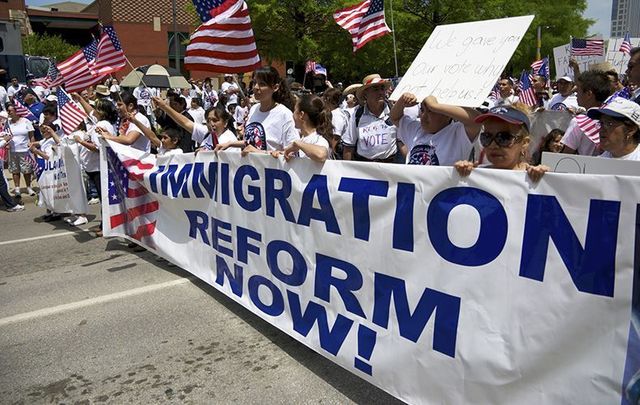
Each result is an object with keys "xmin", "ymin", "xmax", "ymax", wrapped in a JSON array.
[
  {"xmin": 424, "ymin": 96, "xmax": 482, "ymax": 142},
  {"xmin": 390, "ymin": 92, "xmax": 418, "ymax": 126},
  {"xmin": 129, "ymin": 112, "xmax": 161, "ymax": 148},
  {"xmin": 152, "ymin": 96, "xmax": 195, "ymax": 134},
  {"xmin": 71, "ymin": 92, "xmax": 95, "ymax": 116}
]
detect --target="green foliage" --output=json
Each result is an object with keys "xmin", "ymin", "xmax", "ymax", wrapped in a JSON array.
[
  {"xmin": 22, "ymin": 33, "xmax": 78, "ymax": 62},
  {"xmin": 246, "ymin": 0, "xmax": 593, "ymax": 82}
]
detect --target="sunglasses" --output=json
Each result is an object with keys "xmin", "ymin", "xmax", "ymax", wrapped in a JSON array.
[{"xmin": 480, "ymin": 131, "xmax": 521, "ymax": 148}]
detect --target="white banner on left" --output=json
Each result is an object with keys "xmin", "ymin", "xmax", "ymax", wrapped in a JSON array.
[{"xmin": 36, "ymin": 141, "xmax": 88, "ymax": 214}]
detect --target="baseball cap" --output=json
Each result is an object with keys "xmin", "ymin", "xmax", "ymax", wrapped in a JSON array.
[
  {"xmin": 474, "ymin": 106, "xmax": 531, "ymax": 131},
  {"xmin": 587, "ymin": 97, "xmax": 640, "ymax": 128},
  {"xmin": 556, "ymin": 76, "xmax": 573, "ymax": 83},
  {"xmin": 46, "ymin": 94, "xmax": 58, "ymax": 102}
]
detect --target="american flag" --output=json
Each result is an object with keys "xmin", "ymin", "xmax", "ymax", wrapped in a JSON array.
[
  {"xmin": 314, "ymin": 64, "xmax": 327, "ymax": 76},
  {"xmin": 305, "ymin": 60, "xmax": 317, "ymax": 73},
  {"xmin": 89, "ymin": 26, "xmax": 126, "ymax": 76},
  {"xmin": 570, "ymin": 38, "xmax": 604, "ymax": 56},
  {"xmin": 56, "ymin": 88, "xmax": 87, "ymax": 135},
  {"xmin": 57, "ymin": 38, "xmax": 106, "ymax": 93},
  {"xmin": 619, "ymin": 32, "xmax": 632, "ymax": 55},
  {"xmin": 333, "ymin": 0, "xmax": 391, "ymax": 52},
  {"xmin": 12, "ymin": 98, "xmax": 37, "ymax": 121},
  {"xmin": 531, "ymin": 57, "xmax": 550, "ymax": 79},
  {"xmin": 575, "ymin": 114, "xmax": 601, "ymax": 144},
  {"xmin": 488, "ymin": 80, "xmax": 500, "ymax": 100},
  {"xmin": 37, "ymin": 62, "xmax": 64, "ymax": 89},
  {"xmin": 184, "ymin": 0, "xmax": 261, "ymax": 74},
  {"xmin": 518, "ymin": 71, "xmax": 537, "ymax": 107},
  {"xmin": 106, "ymin": 146, "xmax": 158, "ymax": 242}
]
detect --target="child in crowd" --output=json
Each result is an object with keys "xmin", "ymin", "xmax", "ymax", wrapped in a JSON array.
[
  {"xmin": 30, "ymin": 122, "xmax": 62, "ymax": 222},
  {"xmin": 127, "ymin": 112, "xmax": 183, "ymax": 156}
]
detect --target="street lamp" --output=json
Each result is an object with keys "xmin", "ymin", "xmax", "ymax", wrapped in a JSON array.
[{"xmin": 536, "ymin": 25, "xmax": 553, "ymax": 61}]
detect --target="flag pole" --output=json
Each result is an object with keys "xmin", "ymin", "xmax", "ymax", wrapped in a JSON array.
[{"xmin": 388, "ymin": 0, "xmax": 399, "ymax": 78}]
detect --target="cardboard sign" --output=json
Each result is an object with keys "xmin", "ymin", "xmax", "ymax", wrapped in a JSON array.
[
  {"xmin": 553, "ymin": 43, "xmax": 605, "ymax": 79},
  {"xmin": 606, "ymin": 37, "xmax": 640, "ymax": 74},
  {"xmin": 390, "ymin": 15, "xmax": 534, "ymax": 107},
  {"xmin": 542, "ymin": 151, "xmax": 640, "ymax": 176}
]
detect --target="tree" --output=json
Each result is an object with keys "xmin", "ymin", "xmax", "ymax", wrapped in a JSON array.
[
  {"xmin": 247, "ymin": 0, "xmax": 594, "ymax": 83},
  {"xmin": 22, "ymin": 33, "xmax": 78, "ymax": 62}
]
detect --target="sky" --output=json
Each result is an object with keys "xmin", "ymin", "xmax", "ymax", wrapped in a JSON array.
[{"xmin": 25, "ymin": 0, "xmax": 613, "ymax": 38}]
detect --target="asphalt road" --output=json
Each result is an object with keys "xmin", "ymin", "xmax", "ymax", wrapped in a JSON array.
[{"xmin": 0, "ymin": 192, "xmax": 403, "ymax": 404}]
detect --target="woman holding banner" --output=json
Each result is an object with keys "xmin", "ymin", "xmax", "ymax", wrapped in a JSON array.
[
  {"xmin": 587, "ymin": 97, "xmax": 640, "ymax": 160},
  {"xmin": 215, "ymin": 66, "xmax": 298, "ymax": 155},
  {"xmin": 454, "ymin": 105, "xmax": 549, "ymax": 181}
]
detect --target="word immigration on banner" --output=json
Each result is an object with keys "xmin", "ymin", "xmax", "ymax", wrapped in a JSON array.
[
  {"xmin": 390, "ymin": 15, "xmax": 534, "ymax": 107},
  {"xmin": 101, "ymin": 141, "xmax": 640, "ymax": 405}
]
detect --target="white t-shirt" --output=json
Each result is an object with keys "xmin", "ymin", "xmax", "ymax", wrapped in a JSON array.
[
  {"xmin": 600, "ymin": 144, "xmax": 640, "ymax": 160},
  {"xmin": 493, "ymin": 94, "xmax": 520, "ymax": 107},
  {"xmin": 7, "ymin": 84, "xmax": 24, "ymax": 99},
  {"xmin": 9, "ymin": 118, "xmax": 34, "ymax": 152},
  {"xmin": 221, "ymin": 81, "xmax": 239, "ymax": 105},
  {"xmin": 158, "ymin": 146, "xmax": 184, "ymax": 156},
  {"xmin": 192, "ymin": 123, "xmax": 236, "ymax": 149},
  {"xmin": 39, "ymin": 136, "xmax": 57, "ymax": 158},
  {"xmin": 81, "ymin": 120, "xmax": 114, "ymax": 172},
  {"xmin": 188, "ymin": 107, "xmax": 206, "ymax": 125},
  {"xmin": 343, "ymin": 104, "xmax": 397, "ymax": 160},
  {"xmin": 234, "ymin": 106, "xmax": 248, "ymax": 126},
  {"xmin": 548, "ymin": 93, "xmax": 579, "ymax": 111},
  {"xmin": 298, "ymin": 132, "xmax": 331, "ymax": 159},
  {"xmin": 331, "ymin": 108, "xmax": 349, "ymax": 139},
  {"xmin": 0, "ymin": 86, "xmax": 8, "ymax": 111},
  {"xmin": 560, "ymin": 117, "xmax": 599, "ymax": 156},
  {"xmin": 398, "ymin": 118, "xmax": 473, "ymax": 165},
  {"xmin": 244, "ymin": 103, "xmax": 299, "ymax": 151},
  {"xmin": 122, "ymin": 112, "xmax": 151, "ymax": 153},
  {"xmin": 203, "ymin": 89, "xmax": 218, "ymax": 109},
  {"xmin": 133, "ymin": 86, "xmax": 154, "ymax": 107}
]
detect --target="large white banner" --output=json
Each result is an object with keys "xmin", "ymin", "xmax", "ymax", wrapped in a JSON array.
[
  {"xmin": 390, "ymin": 15, "xmax": 534, "ymax": 107},
  {"xmin": 101, "ymin": 141, "xmax": 640, "ymax": 405},
  {"xmin": 606, "ymin": 37, "xmax": 640, "ymax": 74},
  {"xmin": 553, "ymin": 43, "xmax": 605, "ymax": 79},
  {"xmin": 36, "ymin": 142, "xmax": 88, "ymax": 214}
]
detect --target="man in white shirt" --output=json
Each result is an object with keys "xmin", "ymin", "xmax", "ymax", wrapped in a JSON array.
[
  {"xmin": 548, "ymin": 76, "xmax": 579, "ymax": 112},
  {"xmin": 220, "ymin": 74, "xmax": 239, "ymax": 107},
  {"xmin": 0, "ymin": 85, "xmax": 7, "ymax": 111},
  {"xmin": 492, "ymin": 78, "xmax": 520, "ymax": 107},
  {"xmin": 6, "ymin": 77, "xmax": 24, "ymax": 100},
  {"xmin": 626, "ymin": 47, "xmax": 640, "ymax": 105}
]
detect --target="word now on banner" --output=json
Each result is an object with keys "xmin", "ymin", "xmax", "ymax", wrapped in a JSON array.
[{"xmin": 100, "ymin": 141, "xmax": 640, "ymax": 405}]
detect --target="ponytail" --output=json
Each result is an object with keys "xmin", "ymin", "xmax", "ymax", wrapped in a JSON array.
[{"xmin": 297, "ymin": 94, "xmax": 333, "ymax": 142}]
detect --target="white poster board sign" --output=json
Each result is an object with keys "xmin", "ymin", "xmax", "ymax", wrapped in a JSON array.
[
  {"xmin": 553, "ymin": 43, "xmax": 605, "ymax": 79},
  {"xmin": 542, "ymin": 151, "xmax": 640, "ymax": 176},
  {"xmin": 606, "ymin": 37, "xmax": 640, "ymax": 74},
  {"xmin": 390, "ymin": 15, "xmax": 534, "ymax": 107}
]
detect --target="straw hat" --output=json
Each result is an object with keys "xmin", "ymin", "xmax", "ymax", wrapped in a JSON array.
[
  {"xmin": 342, "ymin": 83, "xmax": 362, "ymax": 96},
  {"xmin": 355, "ymin": 74, "xmax": 391, "ymax": 99},
  {"xmin": 95, "ymin": 85, "xmax": 110, "ymax": 96}
]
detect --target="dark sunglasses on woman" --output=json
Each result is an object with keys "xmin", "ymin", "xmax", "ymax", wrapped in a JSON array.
[{"xmin": 480, "ymin": 131, "xmax": 520, "ymax": 148}]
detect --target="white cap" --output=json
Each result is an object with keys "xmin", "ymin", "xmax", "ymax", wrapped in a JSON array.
[
  {"xmin": 556, "ymin": 76, "xmax": 573, "ymax": 82},
  {"xmin": 46, "ymin": 94, "xmax": 58, "ymax": 102},
  {"xmin": 587, "ymin": 97, "xmax": 640, "ymax": 128}
]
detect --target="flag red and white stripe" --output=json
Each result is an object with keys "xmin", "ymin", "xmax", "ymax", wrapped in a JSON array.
[
  {"xmin": 518, "ymin": 71, "xmax": 537, "ymax": 107},
  {"xmin": 57, "ymin": 40, "xmax": 106, "ymax": 93},
  {"xmin": 89, "ymin": 26, "xmax": 126, "ymax": 76},
  {"xmin": 570, "ymin": 38, "xmax": 605, "ymax": 56},
  {"xmin": 105, "ymin": 143, "xmax": 158, "ymax": 243},
  {"xmin": 56, "ymin": 88, "xmax": 87, "ymax": 135},
  {"xmin": 619, "ymin": 33, "xmax": 632, "ymax": 55},
  {"xmin": 333, "ymin": 0, "xmax": 391, "ymax": 52},
  {"xmin": 184, "ymin": 0, "xmax": 261, "ymax": 73},
  {"xmin": 305, "ymin": 60, "xmax": 317, "ymax": 73},
  {"xmin": 575, "ymin": 114, "xmax": 601, "ymax": 144}
]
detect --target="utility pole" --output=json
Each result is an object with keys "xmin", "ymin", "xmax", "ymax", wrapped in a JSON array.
[{"xmin": 172, "ymin": 0, "xmax": 180, "ymax": 72}]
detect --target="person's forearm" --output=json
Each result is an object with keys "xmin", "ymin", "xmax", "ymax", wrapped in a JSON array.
[{"xmin": 297, "ymin": 141, "xmax": 328, "ymax": 162}]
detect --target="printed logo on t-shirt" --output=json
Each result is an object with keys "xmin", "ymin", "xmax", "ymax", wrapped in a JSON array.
[
  {"xmin": 139, "ymin": 89, "xmax": 151, "ymax": 101},
  {"xmin": 244, "ymin": 122, "xmax": 267, "ymax": 150},
  {"xmin": 408, "ymin": 144, "xmax": 439, "ymax": 166},
  {"xmin": 550, "ymin": 102, "xmax": 568, "ymax": 111}
]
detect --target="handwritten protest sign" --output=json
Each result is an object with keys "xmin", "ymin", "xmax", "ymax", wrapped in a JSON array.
[
  {"xmin": 606, "ymin": 37, "xmax": 640, "ymax": 74},
  {"xmin": 102, "ymin": 141, "xmax": 639, "ymax": 404},
  {"xmin": 553, "ymin": 43, "xmax": 605, "ymax": 79},
  {"xmin": 542, "ymin": 151, "xmax": 640, "ymax": 176},
  {"xmin": 36, "ymin": 142, "xmax": 88, "ymax": 214},
  {"xmin": 390, "ymin": 15, "xmax": 534, "ymax": 107}
]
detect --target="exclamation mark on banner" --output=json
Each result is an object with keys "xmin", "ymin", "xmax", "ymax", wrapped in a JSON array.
[{"xmin": 354, "ymin": 324, "xmax": 377, "ymax": 375}]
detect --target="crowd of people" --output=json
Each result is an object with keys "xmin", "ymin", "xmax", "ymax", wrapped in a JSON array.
[{"xmin": 1, "ymin": 47, "xmax": 639, "ymax": 229}]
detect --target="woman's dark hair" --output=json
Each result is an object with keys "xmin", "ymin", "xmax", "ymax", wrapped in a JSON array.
[
  {"xmin": 322, "ymin": 88, "xmax": 342, "ymax": 110},
  {"xmin": 541, "ymin": 129, "xmax": 564, "ymax": 151},
  {"xmin": 253, "ymin": 66, "xmax": 294, "ymax": 111},
  {"xmin": 42, "ymin": 105, "xmax": 58, "ymax": 117},
  {"xmin": 205, "ymin": 106, "xmax": 236, "ymax": 135},
  {"xmin": 191, "ymin": 97, "xmax": 202, "ymax": 107},
  {"xmin": 95, "ymin": 99, "xmax": 118, "ymax": 124},
  {"xmin": 297, "ymin": 94, "xmax": 333, "ymax": 141},
  {"xmin": 118, "ymin": 91, "xmax": 138, "ymax": 109}
]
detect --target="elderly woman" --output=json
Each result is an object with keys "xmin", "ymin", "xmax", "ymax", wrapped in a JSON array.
[
  {"xmin": 454, "ymin": 104, "xmax": 548, "ymax": 181},
  {"xmin": 587, "ymin": 97, "xmax": 640, "ymax": 160}
]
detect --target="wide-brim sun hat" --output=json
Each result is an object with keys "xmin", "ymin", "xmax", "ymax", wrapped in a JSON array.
[
  {"xmin": 343, "ymin": 83, "xmax": 362, "ymax": 97},
  {"xmin": 355, "ymin": 74, "xmax": 391, "ymax": 100},
  {"xmin": 587, "ymin": 97, "xmax": 640, "ymax": 128},
  {"xmin": 474, "ymin": 106, "xmax": 531, "ymax": 132},
  {"xmin": 95, "ymin": 85, "xmax": 110, "ymax": 96}
]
